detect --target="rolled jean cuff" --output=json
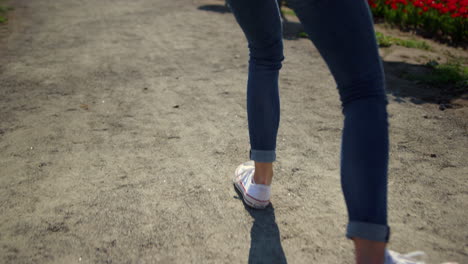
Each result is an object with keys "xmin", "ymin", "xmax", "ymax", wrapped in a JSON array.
[
  {"xmin": 346, "ymin": 221, "xmax": 390, "ymax": 242},
  {"xmin": 250, "ymin": 149, "xmax": 276, "ymax": 163}
]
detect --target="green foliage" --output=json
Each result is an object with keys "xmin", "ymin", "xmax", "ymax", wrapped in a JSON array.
[
  {"xmin": 395, "ymin": 38, "xmax": 431, "ymax": 50},
  {"xmin": 375, "ymin": 32, "xmax": 432, "ymax": 50},
  {"xmin": 0, "ymin": 3, "xmax": 9, "ymax": 23},
  {"xmin": 282, "ymin": 9, "xmax": 296, "ymax": 17},
  {"xmin": 375, "ymin": 32, "xmax": 394, "ymax": 47},
  {"xmin": 297, "ymin": 31, "xmax": 308, "ymax": 38},
  {"xmin": 426, "ymin": 61, "xmax": 468, "ymax": 88},
  {"xmin": 406, "ymin": 60, "xmax": 468, "ymax": 90}
]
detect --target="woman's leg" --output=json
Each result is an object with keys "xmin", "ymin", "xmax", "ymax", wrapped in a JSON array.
[
  {"xmin": 288, "ymin": 0, "xmax": 389, "ymax": 262},
  {"xmin": 228, "ymin": 0, "xmax": 284, "ymax": 184}
]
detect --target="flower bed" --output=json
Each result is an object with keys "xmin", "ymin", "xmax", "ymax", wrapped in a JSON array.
[{"xmin": 368, "ymin": 0, "xmax": 468, "ymax": 43}]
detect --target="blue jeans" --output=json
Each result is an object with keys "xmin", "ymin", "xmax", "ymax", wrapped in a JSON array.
[{"xmin": 229, "ymin": 0, "xmax": 390, "ymax": 242}]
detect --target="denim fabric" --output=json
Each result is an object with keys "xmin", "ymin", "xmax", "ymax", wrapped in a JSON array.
[{"xmin": 228, "ymin": 0, "xmax": 390, "ymax": 242}]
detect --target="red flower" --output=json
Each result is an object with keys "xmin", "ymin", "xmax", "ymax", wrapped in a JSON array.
[
  {"xmin": 366, "ymin": 0, "xmax": 468, "ymax": 25},
  {"xmin": 447, "ymin": 4, "xmax": 458, "ymax": 12},
  {"xmin": 413, "ymin": 1, "xmax": 424, "ymax": 7}
]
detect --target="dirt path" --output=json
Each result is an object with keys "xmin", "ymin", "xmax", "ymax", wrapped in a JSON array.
[{"xmin": 0, "ymin": 0, "xmax": 466, "ymax": 263}]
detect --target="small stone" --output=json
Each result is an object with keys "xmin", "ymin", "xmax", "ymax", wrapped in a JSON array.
[{"xmin": 173, "ymin": 105, "xmax": 179, "ymax": 109}]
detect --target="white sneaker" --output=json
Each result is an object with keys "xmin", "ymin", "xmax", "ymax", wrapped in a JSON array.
[
  {"xmin": 385, "ymin": 250, "xmax": 459, "ymax": 264},
  {"xmin": 385, "ymin": 250, "xmax": 427, "ymax": 264},
  {"xmin": 233, "ymin": 161, "xmax": 271, "ymax": 209}
]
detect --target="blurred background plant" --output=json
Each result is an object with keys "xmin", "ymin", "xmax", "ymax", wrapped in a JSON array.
[
  {"xmin": 375, "ymin": 31, "xmax": 432, "ymax": 49},
  {"xmin": 368, "ymin": 0, "xmax": 468, "ymax": 44},
  {"xmin": 0, "ymin": 0, "xmax": 12, "ymax": 23}
]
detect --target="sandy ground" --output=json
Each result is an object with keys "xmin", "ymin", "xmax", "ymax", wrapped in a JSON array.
[{"xmin": 0, "ymin": 0, "xmax": 467, "ymax": 263}]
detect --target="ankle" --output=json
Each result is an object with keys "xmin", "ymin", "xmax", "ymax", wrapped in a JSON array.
[
  {"xmin": 253, "ymin": 162, "xmax": 273, "ymax": 185},
  {"xmin": 353, "ymin": 238, "xmax": 386, "ymax": 264}
]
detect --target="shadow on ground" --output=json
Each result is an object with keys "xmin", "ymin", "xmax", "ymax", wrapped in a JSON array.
[
  {"xmin": 383, "ymin": 61, "xmax": 467, "ymax": 108},
  {"xmin": 197, "ymin": 4, "xmax": 231, "ymax": 14},
  {"xmin": 233, "ymin": 187, "xmax": 288, "ymax": 264}
]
